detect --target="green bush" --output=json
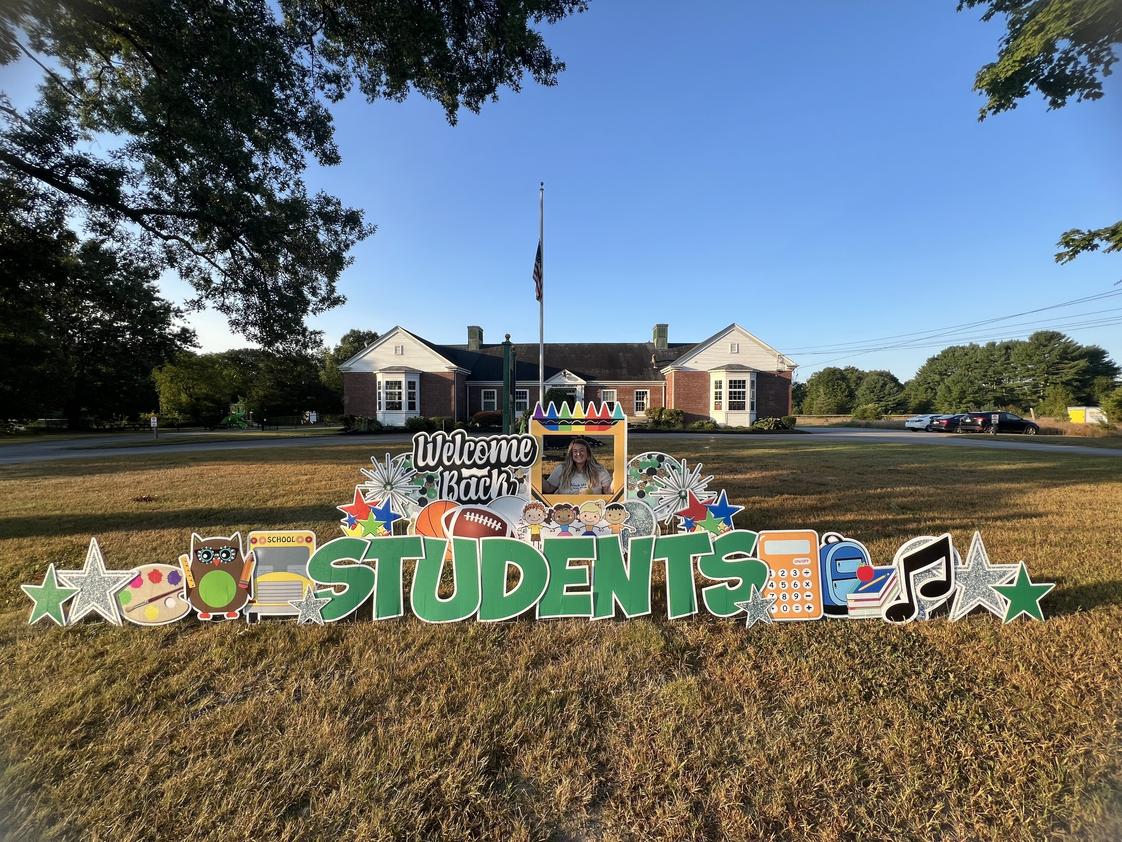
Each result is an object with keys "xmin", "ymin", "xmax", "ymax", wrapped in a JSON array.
[
  {"xmin": 1036, "ymin": 385, "xmax": 1074, "ymax": 419},
  {"xmin": 342, "ymin": 415, "xmax": 383, "ymax": 433},
  {"xmin": 688, "ymin": 419, "xmax": 719, "ymax": 432},
  {"xmin": 782, "ymin": 415, "xmax": 797, "ymax": 428},
  {"xmin": 750, "ymin": 416, "xmax": 791, "ymax": 431},
  {"xmin": 542, "ymin": 388, "xmax": 574, "ymax": 409},
  {"xmin": 851, "ymin": 404, "xmax": 882, "ymax": 421},
  {"xmin": 1102, "ymin": 387, "xmax": 1122, "ymax": 425},
  {"xmin": 404, "ymin": 416, "xmax": 436, "ymax": 433},
  {"xmin": 645, "ymin": 407, "xmax": 686, "ymax": 429}
]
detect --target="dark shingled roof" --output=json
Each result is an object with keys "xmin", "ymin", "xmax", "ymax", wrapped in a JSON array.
[{"xmin": 424, "ymin": 341, "xmax": 698, "ymax": 381}]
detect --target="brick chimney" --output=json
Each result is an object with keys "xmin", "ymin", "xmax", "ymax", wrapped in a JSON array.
[
  {"xmin": 652, "ymin": 323, "xmax": 668, "ymax": 351},
  {"xmin": 467, "ymin": 325, "xmax": 483, "ymax": 351}
]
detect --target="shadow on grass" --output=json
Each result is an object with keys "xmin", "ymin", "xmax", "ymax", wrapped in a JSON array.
[
  {"xmin": 0, "ymin": 504, "xmax": 339, "ymax": 541},
  {"xmin": 0, "ymin": 443, "xmax": 413, "ymax": 481},
  {"xmin": 1043, "ymin": 579, "xmax": 1122, "ymax": 616}
]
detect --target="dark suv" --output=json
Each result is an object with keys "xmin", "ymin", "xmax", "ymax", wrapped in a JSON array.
[{"xmin": 957, "ymin": 411, "xmax": 1039, "ymax": 435}]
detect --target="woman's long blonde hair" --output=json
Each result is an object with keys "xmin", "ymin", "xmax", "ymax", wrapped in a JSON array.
[{"xmin": 555, "ymin": 438, "xmax": 609, "ymax": 493}]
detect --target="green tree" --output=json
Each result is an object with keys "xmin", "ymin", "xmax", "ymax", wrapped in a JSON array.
[
  {"xmin": 791, "ymin": 381, "xmax": 807, "ymax": 414},
  {"xmin": 1036, "ymin": 385, "xmax": 1075, "ymax": 418},
  {"xmin": 802, "ymin": 367, "xmax": 855, "ymax": 415},
  {"xmin": 153, "ymin": 353, "xmax": 238, "ymax": 427},
  {"xmin": 1, "ymin": 178, "xmax": 194, "ymax": 425},
  {"xmin": 321, "ymin": 328, "xmax": 380, "ymax": 398},
  {"xmin": 1078, "ymin": 346, "xmax": 1121, "ymax": 402},
  {"xmin": 0, "ymin": 1, "xmax": 586, "ymax": 347},
  {"xmin": 855, "ymin": 371, "xmax": 905, "ymax": 413},
  {"xmin": 959, "ymin": 0, "xmax": 1121, "ymax": 261},
  {"xmin": 1102, "ymin": 387, "xmax": 1122, "ymax": 424},
  {"xmin": 1009, "ymin": 330, "xmax": 1090, "ymax": 405},
  {"xmin": 935, "ymin": 370, "xmax": 987, "ymax": 413},
  {"xmin": 241, "ymin": 350, "xmax": 330, "ymax": 419},
  {"xmin": 907, "ymin": 345, "xmax": 984, "ymax": 411}
]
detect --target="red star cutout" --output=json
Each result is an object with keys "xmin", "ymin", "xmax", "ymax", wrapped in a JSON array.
[
  {"xmin": 676, "ymin": 491, "xmax": 710, "ymax": 522},
  {"xmin": 337, "ymin": 487, "xmax": 372, "ymax": 523}
]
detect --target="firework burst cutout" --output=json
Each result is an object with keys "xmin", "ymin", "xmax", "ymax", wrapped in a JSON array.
[
  {"xmin": 358, "ymin": 453, "xmax": 421, "ymax": 519},
  {"xmin": 647, "ymin": 459, "xmax": 715, "ymax": 523}
]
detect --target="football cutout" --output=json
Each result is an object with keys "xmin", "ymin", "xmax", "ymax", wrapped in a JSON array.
[{"xmin": 443, "ymin": 506, "xmax": 514, "ymax": 541}]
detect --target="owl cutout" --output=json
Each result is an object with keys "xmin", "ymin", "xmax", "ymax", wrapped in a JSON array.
[{"xmin": 178, "ymin": 533, "xmax": 255, "ymax": 621}]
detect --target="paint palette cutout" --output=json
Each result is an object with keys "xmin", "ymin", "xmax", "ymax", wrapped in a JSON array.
[{"xmin": 117, "ymin": 563, "xmax": 191, "ymax": 626}]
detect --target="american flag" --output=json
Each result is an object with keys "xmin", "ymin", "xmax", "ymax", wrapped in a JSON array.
[{"xmin": 532, "ymin": 239, "xmax": 543, "ymax": 302}]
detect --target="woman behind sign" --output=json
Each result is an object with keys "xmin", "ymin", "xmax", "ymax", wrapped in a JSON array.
[{"xmin": 543, "ymin": 439, "xmax": 612, "ymax": 495}]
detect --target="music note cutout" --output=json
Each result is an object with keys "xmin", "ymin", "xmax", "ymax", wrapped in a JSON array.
[{"xmin": 884, "ymin": 534, "xmax": 955, "ymax": 624}]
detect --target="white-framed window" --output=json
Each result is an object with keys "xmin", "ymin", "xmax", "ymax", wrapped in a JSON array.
[
  {"xmin": 514, "ymin": 389, "xmax": 529, "ymax": 413},
  {"xmin": 729, "ymin": 342, "xmax": 740, "ymax": 354},
  {"xmin": 481, "ymin": 389, "xmax": 497, "ymax": 411},
  {"xmin": 713, "ymin": 379, "xmax": 723, "ymax": 411},
  {"xmin": 634, "ymin": 389, "xmax": 649, "ymax": 414},
  {"xmin": 393, "ymin": 344, "xmax": 404, "ymax": 356},
  {"xmin": 407, "ymin": 380, "xmax": 417, "ymax": 412},
  {"xmin": 750, "ymin": 377, "xmax": 756, "ymax": 413},
  {"xmin": 383, "ymin": 379, "xmax": 404, "ymax": 411},
  {"xmin": 728, "ymin": 379, "xmax": 747, "ymax": 411},
  {"xmin": 600, "ymin": 389, "xmax": 617, "ymax": 409}
]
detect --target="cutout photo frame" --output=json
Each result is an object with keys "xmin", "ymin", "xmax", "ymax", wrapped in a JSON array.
[{"xmin": 529, "ymin": 401, "xmax": 628, "ymax": 508}]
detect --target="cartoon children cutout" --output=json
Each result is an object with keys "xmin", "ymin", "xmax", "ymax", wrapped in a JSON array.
[
  {"xmin": 550, "ymin": 503, "xmax": 578, "ymax": 537},
  {"xmin": 603, "ymin": 503, "xmax": 633, "ymax": 537},
  {"xmin": 521, "ymin": 501, "xmax": 548, "ymax": 548},
  {"xmin": 577, "ymin": 501, "xmax": 605, "ymax": 537}
]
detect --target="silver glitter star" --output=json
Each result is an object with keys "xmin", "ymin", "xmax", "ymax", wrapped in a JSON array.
[
  {"xmin": 948, "ymin": 532, "xmax": 1019, "ymax": 621},
  {"xmin": 289, "ymin": 588, "xmax": 331, "ymax": 625},
  {"xmin": 735, "ymin": 585, "xmax": 777, "ymax": 628},
  {"xmin": 57, "ymin": 538, "xmax": 136, "ymax": 625}
]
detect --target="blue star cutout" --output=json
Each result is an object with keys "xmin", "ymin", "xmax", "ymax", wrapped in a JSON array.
[
  {"xmin": 345, "ymin": 514, "xmax": 358, "ymax": 528},
  {"xmin": 680, "ymin": 517, "xmax": 696, "ymax": 532},
  {"xmin": 368, "ymin": 498, "xmax": 402, "ymax": 528},
  {"xmin": 705, "ymin": 490, "xmax": 743, "ymax": 527}
]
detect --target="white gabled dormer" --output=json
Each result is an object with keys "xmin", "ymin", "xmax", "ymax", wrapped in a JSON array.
[
  {"xmin": 339, "ymin": 326, "xmax": 467, "ymax": 423},
  {"xmin": 661, "ymin": 323, "xmax": 796, "ymax": 374},
  {"xmin": 544, "ymin": 369, "xmax": 587, "ymax": 403},
  {"xmin": 339, "ymin": 326, "xmax": 462, "ymax": 373}
]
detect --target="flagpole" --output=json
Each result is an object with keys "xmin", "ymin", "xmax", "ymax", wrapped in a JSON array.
[{"xmin": 538, "ymin": 182, "xmax": 545, "ymax": 408}]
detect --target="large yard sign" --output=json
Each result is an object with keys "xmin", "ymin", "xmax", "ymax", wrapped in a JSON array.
[{"xmin": 21, "ymin": 402, "xmax": 1054, "ymax": 628}]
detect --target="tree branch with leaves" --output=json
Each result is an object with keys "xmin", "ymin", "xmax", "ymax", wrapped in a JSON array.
[
  {"xmin": 1, "ymin": 0, "xmax": 586, "ymax": 349},
  {"xmin": 959, "ymin": 0, "xmax": 1120, "ymax": 262}
]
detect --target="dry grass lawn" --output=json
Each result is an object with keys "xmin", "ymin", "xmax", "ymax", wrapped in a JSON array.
[{"xmin": 1, "ymin": 437, "xmax": 1120, "ymax": 841}]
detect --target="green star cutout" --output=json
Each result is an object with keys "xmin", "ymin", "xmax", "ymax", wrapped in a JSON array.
[
  {"xmin": 992, "ymin": 562, "xmax": 1054, "ymax": 623},
  {"xmin": 21, "ymin": 563, "xmax": 79, "ymax": 626},
  {"xmin": 358, "ymin": 513, "xmax": 387, "ymax": 537},
  {"xmin": 698, "ymin": 510, "xmax": 725, "ymax": 535}
]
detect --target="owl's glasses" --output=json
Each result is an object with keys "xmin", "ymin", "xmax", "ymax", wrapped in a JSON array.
[{"xmin": 195, "ymin": 546, "xmax": 238, "ymax": 564}]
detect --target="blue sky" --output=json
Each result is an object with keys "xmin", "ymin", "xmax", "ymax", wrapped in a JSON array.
[{"xmin": 5, "ymin": 2, "xmax": 1121, "ymax": 380}]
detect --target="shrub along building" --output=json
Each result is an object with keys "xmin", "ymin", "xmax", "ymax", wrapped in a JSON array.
[{"xmin": 340, "ymin": 323, "xmax": 797, "ymax": 427}]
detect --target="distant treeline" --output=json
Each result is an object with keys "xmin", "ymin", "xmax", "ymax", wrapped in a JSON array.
[{"xmin": 795, "ymin": 331, "xmax": 1121, "ymax": 420}]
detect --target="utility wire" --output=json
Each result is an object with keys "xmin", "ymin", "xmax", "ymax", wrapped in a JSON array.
[
  {"xmin": 792, "ymin": 306, "xmax": 1122, "ymax": 356},
  {"xmin": 805, "ymin": 316, "xmax": 1122, "ymax": 368},
  {"xmin": 784, "ymin": 287, "xmax": 1122, "ymax": 354}
]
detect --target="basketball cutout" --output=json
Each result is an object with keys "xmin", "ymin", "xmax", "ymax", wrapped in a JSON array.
[{"xmin": 412, "ymin": 500, "xmax": 459, "ymax": 539}]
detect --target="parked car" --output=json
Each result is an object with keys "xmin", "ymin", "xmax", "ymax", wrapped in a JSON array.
[
  {"xmin": 926, "ymin": 414, "xmax": 965, "ymax": 432},
  {"xmin": 905, "ymin": 414, "xmax": 941, "ymax": 431},
  {"xmin": 957, "ymin": 411, "xmax": 1040, "ymax": 435}
]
